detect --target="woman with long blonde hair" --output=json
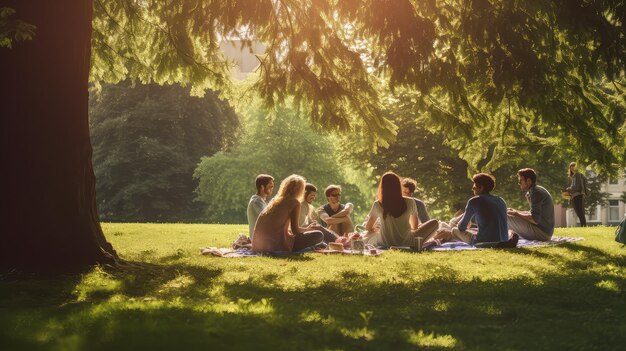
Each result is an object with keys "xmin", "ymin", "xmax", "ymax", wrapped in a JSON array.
[{"xmin": 252, "ymin": 174, "xmax": 326, "ymax": 252}]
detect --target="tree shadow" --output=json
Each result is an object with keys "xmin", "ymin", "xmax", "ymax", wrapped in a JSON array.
[{"xmin": 1, "ymin": 243, "xmax": 624, "ymax": 350}]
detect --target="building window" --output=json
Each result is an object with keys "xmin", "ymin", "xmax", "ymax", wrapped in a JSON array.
[{"xmin": 608, "ymin": 200, "xmax": 620, "ymax": 221}]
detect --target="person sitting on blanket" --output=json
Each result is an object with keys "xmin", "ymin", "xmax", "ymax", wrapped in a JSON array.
[
  {"xmin": 401, "ymin": 177, "xmax": 431, "ymax": 223},
  {"xmin": 299, "ymin": 183, "xmax": 318, "ymax": 226},
  {"xmin": 362, "ymin": 171, "xmax": 439, "ymax": 247},
  {"xmin": 436, "ymin": 173, "xmax": 518, "ymax": 247},
  {"xmin": 247, "ymin": 174, "xmax": 274, "ymax": 240},
  {"xmin": 507, "ymin": 168, "xmax": 554, "ymax": 241},
  {"xmin": 300, "ymin": 183, "xmax": 340, "ymax": 242},
  {"xmin": 252, "ymin": 175, "xmax": 336, "ymax": 252},
  {"xmin": 317, "ymin": 184, "xmax": 355, "ymax": 236}
]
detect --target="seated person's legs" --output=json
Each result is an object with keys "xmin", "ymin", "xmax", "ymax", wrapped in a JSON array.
[
  {"xmin": 343, "ymin": 217, "xmax": 355, "ymax": 235},
  {"xmin": 507, "ymin": 215, "xmax": 551, "ymax": 241},
  {"xmin": 451, "ymin": 227, "xmax": 475, "ymax": 244},
  {"xmin": 319, "ymin": 226, "xmax": 339, "ymax": 243},
  {"xmin": 412, "ymin": 219, "xmax": 439, "ymax": 241},
  {"xmin": 431, "ymin": 228, "xmax": 453, "ymax": 242},
  {"xmin": 292, "ymin": 230, "xmax": 324, "ymax": 251}
]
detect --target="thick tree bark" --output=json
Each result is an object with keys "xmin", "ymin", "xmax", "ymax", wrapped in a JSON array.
[{"xmin": 1, "ymin": 0, "xmax": 117, "ymax": 272}]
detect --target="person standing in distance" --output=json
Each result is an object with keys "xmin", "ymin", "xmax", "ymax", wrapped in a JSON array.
[{"xmin": 566, "ymin": 162, "xmax": 587, "ymax": 227}]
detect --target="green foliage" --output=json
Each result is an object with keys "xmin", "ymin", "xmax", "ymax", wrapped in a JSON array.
[
  {"xmin": 346, "ymin": 90, "xmax": 581, "ymax": 216},
  {"xmin": 89, "ymin": 82, "xmax": 239, "ymax": 222},
  {"xmin": 1, "ymin": 223, "xmax": 625, "ymax": 350},
  {"xmin": 88, "ymin": 0, "xmax": 626, "ymax": 179},
  {"xmin": 194, "ymin": 98, "xmax": 370, "ymax": 223},
  {"xmin": 0, "ymin": 7, "xmax": 35, "ymax": 48}
]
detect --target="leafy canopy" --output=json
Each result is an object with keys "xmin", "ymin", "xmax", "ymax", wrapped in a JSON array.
[{"xmin": 89, "ymin": 0, "xmax": 626, "ymax": 174}]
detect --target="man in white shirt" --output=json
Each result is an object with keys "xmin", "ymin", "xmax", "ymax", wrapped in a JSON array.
[{"xmin": 247, "ymin": 174, "xmax": 274, "ymax": 239}]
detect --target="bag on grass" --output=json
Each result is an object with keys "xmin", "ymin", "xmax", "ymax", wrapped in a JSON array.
[{"xmin": 616, "ymin": 218, "xmax": 626, "ymax": 245}]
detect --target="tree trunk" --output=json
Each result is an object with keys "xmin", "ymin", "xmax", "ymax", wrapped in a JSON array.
[{"xmin": 1, "ymin": 0, "xmax": 117, "ymax": 272}]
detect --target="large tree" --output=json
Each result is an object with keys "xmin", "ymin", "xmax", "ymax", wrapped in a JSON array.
[
  {"xmin": 1, "ymin": 0, "xmax": 116, "ymax": 271},
  {"xmin": 2, "ymin": 0, "xmax": 625, "ymax": 271}
]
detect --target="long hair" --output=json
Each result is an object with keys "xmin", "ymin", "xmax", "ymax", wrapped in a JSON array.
[
  {"xmin": 568, "ymin": 162, "xmax": 576, "ymax": 177},
  {"xmin": 376, "ymin": 172, "xmax": 406, "ymax": 218},
  {"xmin": 264, "ymin": 175, "xmax": 306, "ymax": 214}
]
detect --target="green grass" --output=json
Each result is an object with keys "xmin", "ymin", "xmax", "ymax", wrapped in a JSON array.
[{"xmin": 1, "ymin": 224, "xmax": 625, "ymax": 351}]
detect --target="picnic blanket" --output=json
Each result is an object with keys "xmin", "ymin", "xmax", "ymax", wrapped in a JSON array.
[
  {"xmin": 200, "ymin": 246, "xmax": 383, "ymax": 258},
  {"xmin": 424, "ymin": 235, "xmax": 584, "ymax": 251},
  {"xmin": 200, "ymin": 236, "xmax": 584, "ymax": 257}
]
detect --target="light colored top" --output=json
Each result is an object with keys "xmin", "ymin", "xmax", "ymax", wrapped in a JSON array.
[
  {"xmin": 252, "ymin": 197, "xmax": 298, "ymax": 252},
  {"xmin": 247, "ymin": 194, "xmax": 266, "ymax": 239},
  {"xmin": 365, "ymin": 198, "xmax": 418, "ymax": 247},
  {"xmin": 298, "ymin": 201, "xmax": 315, "ymax": 226}
]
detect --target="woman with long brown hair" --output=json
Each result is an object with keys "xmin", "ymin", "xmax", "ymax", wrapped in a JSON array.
[
  {"xmin": 364, "ymin": 172, "xmax": 439, "ymax": 247},
  {"xmin": 252, "ymin": 174, "xmax": 328, "ymax": 252}
]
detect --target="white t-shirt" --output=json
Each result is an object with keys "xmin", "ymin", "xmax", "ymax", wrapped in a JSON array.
[{"xmin": 365, "ymin": 198, "xmax": 418, "ymax": 247}]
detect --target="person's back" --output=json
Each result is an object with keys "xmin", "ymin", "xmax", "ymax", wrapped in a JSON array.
[
  {"xmin": 372, "ymin": 197, "xmax": 418, "ymax": 247},
  {"xmin": 246, "ymin": 174, "xmax": 275, "ymax": 239},
  {"xmin": 252, "ymin": 197, "xmax": 297, "ymax": 252},
  {"xmin": 247, "ymin": 195, "xmax": 266, "ymax": 238},
  {"xmin": 460, "ymin": 194, "xmax": 508, "ymax": 243},
  {"xmin": 527, "ymin": 184, "xmax": 555, "ymax": 235}
]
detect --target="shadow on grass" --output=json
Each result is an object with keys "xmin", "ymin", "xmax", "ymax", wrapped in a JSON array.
[
  {"xmin": 1, "ymin": 247, "xmax": 625, "ymax": 351},
  {"xmin": 505, "ymin": 242, "xmax": 626, "ymax": 271}
]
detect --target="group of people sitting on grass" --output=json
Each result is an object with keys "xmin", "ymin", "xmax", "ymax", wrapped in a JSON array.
[{"xmin": 245, "ymin": 168, "xmax": 554, "ymax": 253}]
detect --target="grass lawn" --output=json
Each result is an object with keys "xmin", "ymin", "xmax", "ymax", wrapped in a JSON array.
[{"xmin": 1, "ymin": 224, "xmax": 625, "ymax": 351}]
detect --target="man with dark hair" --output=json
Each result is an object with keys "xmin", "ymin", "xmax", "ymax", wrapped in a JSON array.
[
  {"xmin": 401, "ymin": 177, "xmax": 431, "ymax": 223},
  {"xmin": 450, "ymin": 173, "xmax": 516, "ymax": 246},
  {"xmin": 247, "ymin": 174, "xmax": 274, "ymax": 239},
  {"xmin": 507, "ymin": 168, "xmax": 554, "ymax": 241},
  {"xmin": 300, "ymin": 183, "xmax": 340, "ymax": 243},
  {"xmin": 317, "ymin": 184, "xmax": 354, "ymax": 236}
]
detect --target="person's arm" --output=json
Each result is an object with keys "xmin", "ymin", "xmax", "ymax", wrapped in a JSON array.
[
  {"xmin": 320, "ymin": 210, "xmax": 350, "ymax": 224},
  {"xmin": 457, "ymin": 199, "xmax": 477, "ymax": 232},
  {"xmin": 331, "ymin": 203, "xmax": 354, "ymax": 218},
  {"xmin": 507, "ymin": 208, "xmax": 537, "ymax": 224},
  {"xmin": 409, "ymin": 213, "xmax": 419, "ymax": 231},
  {"xmin": 291, "ymin": 201, "xmax": 315, "ymax": 235},
  {"xmin": 365, "ymin": 202, "xmax": 379, "ymax": 231}
]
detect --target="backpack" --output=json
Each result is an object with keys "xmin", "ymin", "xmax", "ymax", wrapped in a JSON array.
[
  {"xmin": 582, "ymin": 174, "xmax": 591, "ymax": 197},
  {"xmin": 616, "ymin": 218, "xmax": 626, "ymax": 245}
]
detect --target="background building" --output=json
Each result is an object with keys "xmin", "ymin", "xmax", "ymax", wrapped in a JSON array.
[{"xmin": 220, "ymin": 40, "xmax": 266, "ymax": 80}]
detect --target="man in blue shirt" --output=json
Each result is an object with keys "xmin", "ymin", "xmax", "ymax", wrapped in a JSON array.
[
  {"xmin": 507, "ymin": 168, "xmax": 554, "ymax": 241},
  {"xmin": 452, "ymin": 173, "xmax": 517, "ymax": 247}
]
